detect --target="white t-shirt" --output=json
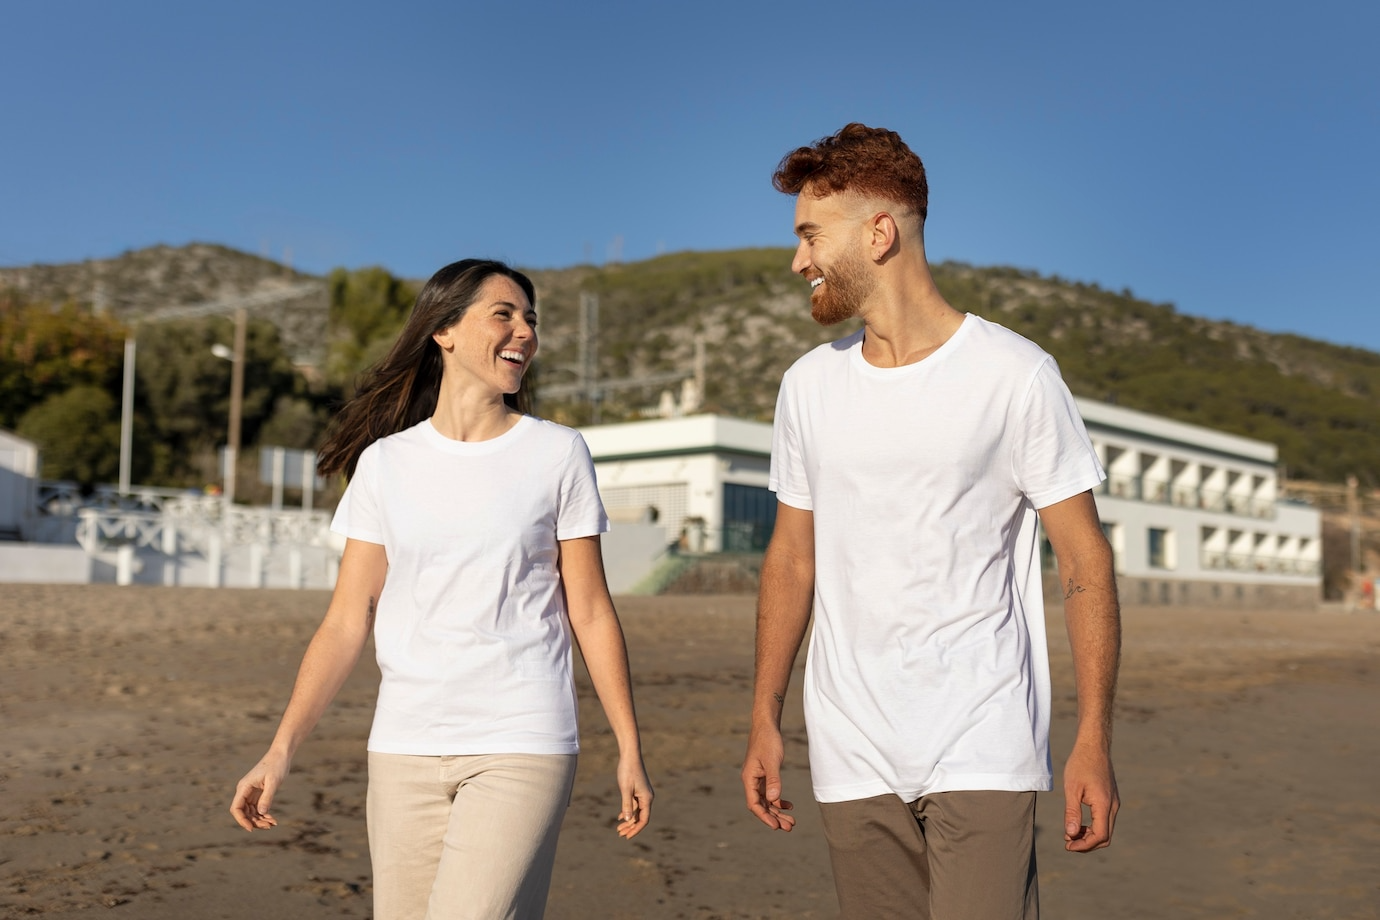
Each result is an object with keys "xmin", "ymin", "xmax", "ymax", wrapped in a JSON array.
[
  {"xmin": 770, "ymin": 315, "xmax": 1105, "ymax": 803},
  {"xmin": 330, "ymin": 415, "xmax": 609, "ymax": 756}
]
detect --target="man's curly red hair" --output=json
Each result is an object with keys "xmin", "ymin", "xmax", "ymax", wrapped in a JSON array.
[{"xmin": 772, "ymin": 123, "xmax": 928, "ymax": 224}]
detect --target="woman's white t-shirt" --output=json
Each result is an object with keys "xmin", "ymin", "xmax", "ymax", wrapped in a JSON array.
[{"xmin": 330, "ymin": 415, "xmax": 609, "ymax": 756}]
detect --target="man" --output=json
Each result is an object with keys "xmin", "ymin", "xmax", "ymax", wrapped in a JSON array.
[{"xmin": 741, "ymin": 124, "xmax": 1121, "ymax": 919}]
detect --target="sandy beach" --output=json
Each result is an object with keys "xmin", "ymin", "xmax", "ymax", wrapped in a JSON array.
[{"xmin": 2, "ymin": 584, "xmax": 1377, "ymax": 919}]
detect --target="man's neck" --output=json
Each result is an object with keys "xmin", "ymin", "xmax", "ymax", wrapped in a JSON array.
[{"xmin": 857, "ymin": 265, "xmax": 966, "ymax": 368}]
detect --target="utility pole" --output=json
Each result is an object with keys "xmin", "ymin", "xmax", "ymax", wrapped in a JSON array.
[
  {"xmin": 118, "ymin": 338, "xmax": 136, "ymax": 495},
  {"xmin": 1347, "ymin": 474, "xmax": 1362, "ymax": 575},
  {"xmin": 579, "ymin": 292, "xmax": 601, "ymax": 423},
  {"xmin": 539, "ymin": 290, "xmax": 700, "ymax": 418},
  {"xmin": 224, "ymin": 308, "xmax": 247, "ymax": 505},
  {"xmin": 114, "ymin": 281, "xmax": 323, "ymax": 499}
]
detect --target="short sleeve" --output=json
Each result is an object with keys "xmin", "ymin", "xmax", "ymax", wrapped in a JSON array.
[
  {"xmin": 330, "ymin": 443, "xmax": 386, "ymax": 545},
  {"xmin": 555, "ymin": 433, "xmax": 610, "ymax": 540},
  {"xmin": 768, "ymin": 370, "xmax": 812, "ymax": 511},
  {"xmin": 1011, "ymin": 357, "xmax": 1106, "ymax": 509}
]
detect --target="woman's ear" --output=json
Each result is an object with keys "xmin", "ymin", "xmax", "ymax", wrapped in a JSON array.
[{"xmin": 432, "ymin": 328, "xmax": 453, "ymax": 351}]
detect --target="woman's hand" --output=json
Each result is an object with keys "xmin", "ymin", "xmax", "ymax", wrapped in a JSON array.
[
  {"xmin": 229, "ymin": 750, "xmax": 291, "ymax": 831},
  {"xmin": 615, "ymin": 752, "xmax": 654, "ymax": 839}
]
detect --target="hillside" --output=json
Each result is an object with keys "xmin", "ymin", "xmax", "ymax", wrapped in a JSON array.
[
  {"xmin": 523, "ymin": 250, "xmax": 1380, "ymax": 485},
  {"xmin": 0, "ymin": 243, "xmax": 328, "ymax": 363},
  {"xmin": 3, "ymin": 243, "xmax": 1378, "ymax": 486}
]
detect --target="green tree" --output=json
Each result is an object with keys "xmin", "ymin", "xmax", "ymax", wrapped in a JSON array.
[
  {"xmin": 257, "ymin": 395, "xmax": 328, "ymax": 450},
  {"xmin": 0, "ymin": 297, "xmax": 127, "ymax": 429},
  {"xmin": 17, "ymin": 386, "xmax": 130, "ymax": 485},
  {"xmin": 325, "ymin": 267, "xmax": 416, "ymax": 392},
  {"xmin": 136, "ymin": 316, "xmax": 299, "ymax": 484}
]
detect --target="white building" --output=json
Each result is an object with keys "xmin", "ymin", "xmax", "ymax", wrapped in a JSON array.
[
  {"xmin": 581, "ymin": 414, "xmax": 774, "ymax": 556},
  {"xmin": 582, "ymin": 406, "xmax": 1323, "ymax": 607},
  {"xmin": 1077, "ymin": 398, "xmax": 1321, "ymax": 608},
  {"xmin": 0, "ymin": 429, "xmax": 39, "ymax": 540}
]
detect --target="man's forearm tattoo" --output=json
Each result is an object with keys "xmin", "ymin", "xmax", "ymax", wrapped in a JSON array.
[
  {"xmin": 366, "ymin": 595, "xmax": 377, "ymax": 629},
  {"xmin": 772, "ymin": 692, "xmax": 785, "ymax": 705},
  {"xmin": 1064, "ymin": 578, "xmax": 1086, "ymax": 599}
]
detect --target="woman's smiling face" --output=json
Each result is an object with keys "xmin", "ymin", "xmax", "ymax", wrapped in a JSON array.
[{"xmin": 433, "ymin": 274, "xmax": 538, "ymax": 397}]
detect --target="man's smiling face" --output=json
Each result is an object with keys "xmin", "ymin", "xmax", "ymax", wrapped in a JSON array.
[{"xmin": 790, "ymin": 188, "xmax": 876, "ymax": 326}]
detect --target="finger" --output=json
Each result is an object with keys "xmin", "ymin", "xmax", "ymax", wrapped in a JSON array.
[
  {"xmin": 249, "ymin": 779, "xmax": 280, "ymax": 829},
  {"xmin": 230, "ymin": 798, "xmax": 255, "ymax": 831},
  {"xmin": 746, "ymin": 781, "xmax": 784, "ymax": 829},
  {"xmin": 748, "ymin": 795, "xmax": 782, "ymax": 828},
  {"xmin": 1085, "ymin": 798, "xmax": 1113, "ymax": 850},
  {"xmin": 1063, "ymin": 788, "xmax": 1083, "ymax": 841},
  {"xmin": 742, "ymin": 766, "xmax": 779, "ymax": 826},
  {"xmin": 765, "ymin": 774, "xmax": 783, "ymax": 805},
  {"xmin": 620, "ymin": 794, "xmax": 652, "ymax": 839},
  {"xmin": 230, "ymin": 784, "xmax": 260, "ymax": 831}
]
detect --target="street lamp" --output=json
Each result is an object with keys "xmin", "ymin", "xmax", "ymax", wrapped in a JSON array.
[
  {"xmin": 114, "ymin": 281, "xmax": 323, "ymax": 501},
  {"xmin": 210, "ymin": 308, "xmax": 247, "ymax": 505}
]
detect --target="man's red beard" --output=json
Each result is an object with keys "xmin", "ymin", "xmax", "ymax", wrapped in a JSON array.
[{"xmin": 809, "ymin": 249, "xmax": 874, "ymax": 326}]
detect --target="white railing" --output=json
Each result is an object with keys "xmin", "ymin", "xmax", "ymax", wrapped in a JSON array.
[
  {"xmin": 37, "ymin": 481, "xmax": 202, "ymax": 516},
  {"xmin": 73, "ymin": 503, "xmax": 336, "ymax": 588}
]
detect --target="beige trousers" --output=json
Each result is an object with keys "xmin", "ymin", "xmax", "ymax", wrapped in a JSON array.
[
  {"xmin": 366, "ymin": 751, "xmax": 578, "ymax": 920},
  {"xmin": 818, "ymin": 790, "xmax": 1039, "ymax": 920}
]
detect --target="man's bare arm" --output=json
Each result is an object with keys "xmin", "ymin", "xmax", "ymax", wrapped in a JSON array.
[
  {"xmin": 741, "ymin": 502, "xmax": 815, "ymax": 832},
  {"xmin": 1039, "ymin": 490, "xmax": 1121, "ymax": 852}
]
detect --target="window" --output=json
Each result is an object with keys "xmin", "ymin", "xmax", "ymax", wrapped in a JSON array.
[
  {"xmin": 1148, "ymin": 527, "xmax": 1175, "ymax": 570},
  {"xmin": 722, "ymin": 483, "xmax": 777, "ymax": 552},
  {"xmin": 601, "ymin": 483, "xmax": 687, "ymax": 548}
]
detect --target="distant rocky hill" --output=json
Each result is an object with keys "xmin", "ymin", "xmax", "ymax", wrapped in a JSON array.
[
  {"xmin": 3, "ymin": 243, "xmax": 1378, "ymax": 485},
  {"xmin": 0, "ymin": 243, "xmax": 328, "ymax": 363}
]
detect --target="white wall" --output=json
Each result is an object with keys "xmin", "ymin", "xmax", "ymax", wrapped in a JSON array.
[
  {"xmin": 0, "ymin": 543, "xmax": 91, "ymax": 584},
  {"xmin": 0, "ymin": 430, "xmax": 39, "ymax": 536}
]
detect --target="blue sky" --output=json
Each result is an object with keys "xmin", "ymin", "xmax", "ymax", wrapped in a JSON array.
[{"xmin": 4, "ymin": 1, "xmax": 1377, "ymax": 352}]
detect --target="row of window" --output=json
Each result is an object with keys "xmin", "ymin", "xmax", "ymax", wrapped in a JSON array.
[
  {"xmin": 1101, "ymin": 476, "xmax": 1275, "ymax": 518},
  {"xmin": 1127, "ymin": 523, "xmax": 1318, "ymax": 575},
  {"xmin": 1094, "ymin": 440, "xmax": 1277, "ymax": 521}
]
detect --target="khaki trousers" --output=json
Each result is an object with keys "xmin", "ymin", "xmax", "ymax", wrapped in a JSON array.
[
  {"xmin": 366, "ymin": 751, "xmax": 578, "ymax": 920},
  {"xmin": 818, "ymin": 790, "xmax": 1039, "ymax": 920}
]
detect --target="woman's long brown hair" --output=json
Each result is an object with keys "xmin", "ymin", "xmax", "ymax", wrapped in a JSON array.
[{"xmin": 316, "ymin": 259, "xmax": 536, "ymax": 480}]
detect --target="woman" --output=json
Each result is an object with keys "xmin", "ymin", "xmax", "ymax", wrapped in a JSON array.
[{"xmin": 230, "ymin": 259, "xmax": 653, "ymax": 920}]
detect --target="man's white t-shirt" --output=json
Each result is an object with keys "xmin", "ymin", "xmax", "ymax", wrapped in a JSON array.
[
  {"xmin": 770, "ymin": 314, "xmax": 1105, "ymax": 803},
  {"xmin": 330, "ymin": 415, "xmax": 609, "ymax": 756}
]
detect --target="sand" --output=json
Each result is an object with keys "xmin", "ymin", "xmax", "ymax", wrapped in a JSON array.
[{"xmin": 2, "ymin": 585, "xmax": 1378, "ymax": 919}]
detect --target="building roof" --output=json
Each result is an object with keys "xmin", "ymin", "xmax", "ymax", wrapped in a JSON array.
[
  {"xmin": 580, "ymin": 403, "xmax": 1280, "ymax": 467},
  {"xmin": 580, "ymin": 414, "xmax": 772, "ymax": 462},
  {"xmin": 1074, "ymin": 398, "xmax": 1277, "ymax": 464}
]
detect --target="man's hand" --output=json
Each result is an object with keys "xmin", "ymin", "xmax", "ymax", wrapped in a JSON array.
[
  {"xmin": 1062, "ymin": 743, "xmax": 1118, "ymax": 852},
  {"xmin": 742, "ymin": 724, "xmax": 796, "ymax": 831}
]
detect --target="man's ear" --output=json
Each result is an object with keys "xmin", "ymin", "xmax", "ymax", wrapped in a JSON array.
[{"xmin": 869, "ymin": 211, "xmax": 899, "ymax": 261}]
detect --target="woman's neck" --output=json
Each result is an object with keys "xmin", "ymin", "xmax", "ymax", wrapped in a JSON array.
[{"xmin": 429, "ymin": 388, "xmax": 521, "ymax": 442}]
